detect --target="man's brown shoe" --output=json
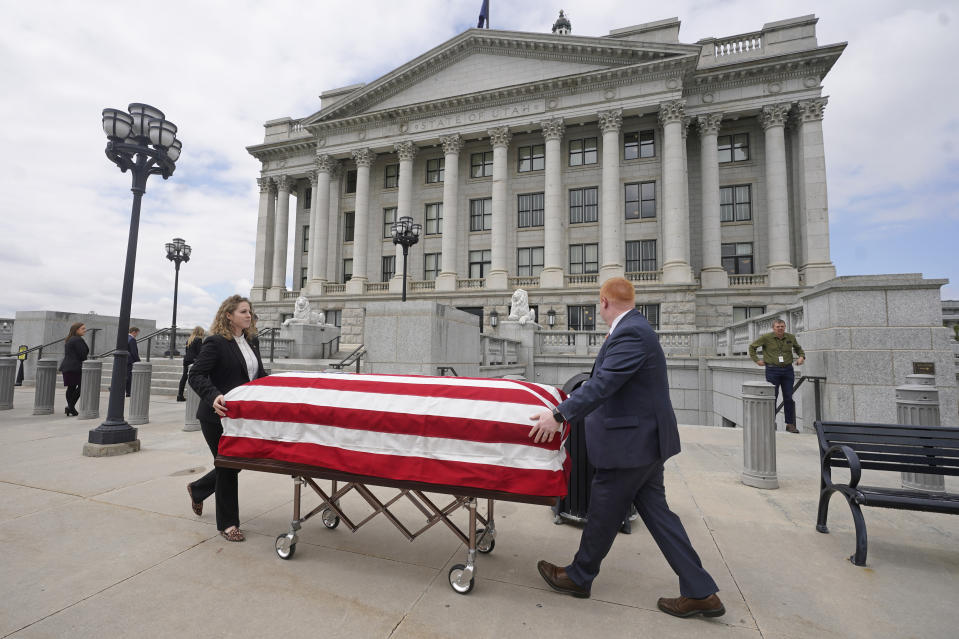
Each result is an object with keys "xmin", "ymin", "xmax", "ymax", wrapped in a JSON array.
[
  {"xmin": 785, "ymin": 423, "xmax": 799, "ymax": 433},
  {"xmin": 657, "ymin": 594, "xmax": 725, "ymax": 618},
  {"xmin": 537, "ymin": 560, "xmax": 590, "ymax": 598}
]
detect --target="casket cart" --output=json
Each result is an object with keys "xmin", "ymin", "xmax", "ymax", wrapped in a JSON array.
[{"xmin": 215, "ymin": 372, "xmax": 569, "ymax": 594}]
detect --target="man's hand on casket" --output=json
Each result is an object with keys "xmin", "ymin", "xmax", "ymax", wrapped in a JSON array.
[
  {"xmin": 529, "ymin": 408, "xmax": 561, "ymax": 443},
  {"xmin": 213, "ymin": 394, "xmax": 228, "ymax": 417}
]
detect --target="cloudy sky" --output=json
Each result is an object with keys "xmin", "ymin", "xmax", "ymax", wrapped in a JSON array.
[{"xmin": 1, "ymin": 0, "xmax": 956, "ymax": 330}]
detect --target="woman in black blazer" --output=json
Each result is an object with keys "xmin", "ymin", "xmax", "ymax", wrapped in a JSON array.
[
  {"xmin": 187, "ymin": 295, "xmax": 266, "ymax": 542},
  {"xmin": 60, "ymin": 322, "xmax": 89, "ymax": 416},
  {"xmin": 176, "ymin": 326, "xmax": 206, "ymax": 401}
]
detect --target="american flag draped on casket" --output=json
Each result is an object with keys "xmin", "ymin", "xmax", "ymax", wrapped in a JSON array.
[{"xmin": 218, "ymin": 373, "xmax": 570, "ymax": 498}]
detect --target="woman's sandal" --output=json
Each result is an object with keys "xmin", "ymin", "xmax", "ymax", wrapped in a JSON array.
[
  {"xmin": 186, "ymin": 485, "xmax": 203, "ymax": 517},
  {"xmin": 220, "ymin": 527, "xmax": 245, "ymax": 542}
]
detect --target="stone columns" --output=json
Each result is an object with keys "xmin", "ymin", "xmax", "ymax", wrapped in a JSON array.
[
  {"xmin": 326, "ymin": 162, "xmax": 342, "ymax": 285},
  {"xmin": 33, "ymin": 359, "xmax": 56, "ymax": 415},
  {"xmin": 183, "ymin": 364, "xmax": 200, "ymax": 432},
  {"xmin": 127, "ymin": 361, "xmax": 151, "ymax": 426},
  {"xmin": 760, "ymin": 103, "xmax": 799, "ymax": 287},
  {"xmin": 0, "ymin": 357, "xmax": 15, "ymax": 409},
  {"xmin": 269, "ymin": 175, "xmax": 293, "ymax": 296},
  {"xmin": 697, "ymin": 113, "xmax": 729, "ymax": 289},
  {"xmin": 796, "ymin": 98, "xmax": 836, "ymax": 286},
  {"xmin": 346, "ymin": 148, "xmax": 374, "ymax": 295},
  {"xmin": 659, "ymin": 100, "xmax": 693, "ymax": 284},
  {"xmin": 390, "ymin": 141, "xmax": 418, "ymax": 293},
  {"xmin": 306, "ymin": 156, "xmax": 333, "ymax": 294},
  {"xmin": 252, "ymin": 177, "xmax": 275, "ymax": 300},
  {"xmin": 78, "ymin": 359, "xmax": 102, "ymax": 419},
  {"xmin": 897, "ymin": 374, "xmax": 946, "ymax": 492},
  {"xmin": 540, "ymin": 117, "xmax": 566, "ymax": 288},
  {"xmin": 598, "ymin": 109, "xmax": 624, "ymax": 283},
  {"xmin": 741, "ymin": 380, "xmax": 779, "ymax": 489},
  {"xmin": 487, "ymin": 126, "xmax": 512, "ymax": 290},
  {"xmin": 437, "ymin": 134, "xmax": 464, "ymax": 291}
]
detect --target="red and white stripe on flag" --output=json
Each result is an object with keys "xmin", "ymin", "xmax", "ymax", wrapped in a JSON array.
[{"xmin": 219, "ymin": 372, "xmax": 570, "ymax": 498}]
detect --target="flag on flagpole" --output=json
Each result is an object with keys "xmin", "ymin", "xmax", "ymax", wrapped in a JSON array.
[{"xmin": 477, "ymin": 0, "xmax": 489, "ymax": 28}]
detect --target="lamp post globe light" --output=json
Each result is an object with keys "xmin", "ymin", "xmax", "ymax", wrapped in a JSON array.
[
  {"xmin": 165, "ymin": 237, "xmax": 191, "ymax": 358},
  {"xmin": 391, "ymin": 215, "xmax": 421, "ymax": 302},
  {"xmin": 88, "ymin": 103, "xmax": 181, "ymax": 454}
]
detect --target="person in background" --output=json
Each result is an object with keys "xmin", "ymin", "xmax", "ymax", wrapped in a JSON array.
[
  {"xmin": 176, "ymin": 326, "xmax": 206, "ymax": 402},
  {"xmin": 60, "ymin": 322, "xmax": 89, "ymax": 416},
  {"xmin": 187, "ymin": 295, "xmax": 266, "ymax": 542},
  {"xmin": 748, "ymin": 318, "xmax": 805, "ymax": 433},
  {"xmin": 125, "ymin": 326, "xmax": 141, "ymax": 397}
]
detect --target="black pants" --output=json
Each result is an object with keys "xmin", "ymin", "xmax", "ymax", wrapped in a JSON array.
[
  {"xmin": 765, "ymin": 365, "xmax": 796, "ymax": 425},
  {"xmin": 65, "ymin": 385, "xmax": 81, "ymax": 411},
  {"xmin": 125, "ymin": 365, "xmax": 133, "ymax": 395},
  {"xmin": 177, "ymin": 361, "xmax": 190, "ymax": 398},
  {"xmin": 189, "ymin": 417, "xmax": 240, "ymax": 531}
]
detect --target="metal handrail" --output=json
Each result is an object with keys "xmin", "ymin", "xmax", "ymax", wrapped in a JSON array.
[
  {"xmin": 330, "ymin": 344, "xmax": 365, "ymax": 373},
  {"xmin": 257, "ymin": 327, "xmax": 279, "ymax": 363},
  {"xmin": 2, "ymin": 335, "xmax": 71, "ymax": 360},
  {"xmin": 775, "ymin": 374, "xmax": 826, "ymax": 422},
  {"xmin": 94, "ymin": 326, "xmax": 171, "ymax": 362}
]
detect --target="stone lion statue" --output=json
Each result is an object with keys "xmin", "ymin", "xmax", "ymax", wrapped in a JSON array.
[
  {"xmin": 283, "ymin": 296, "xmax": 325, "ymax": 326},
  {"xmin": 508, "ymin": 288, "xmax": 536, "ymax": 325}
]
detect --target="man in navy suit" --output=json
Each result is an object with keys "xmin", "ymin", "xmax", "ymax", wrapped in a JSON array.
[
  {"xmin": 529, "ymin": 277, "xmax": 724, "ymax": 618},
  {"xmin": 125, "ymin": 327, "xmax": 141, "ymax": 397}
]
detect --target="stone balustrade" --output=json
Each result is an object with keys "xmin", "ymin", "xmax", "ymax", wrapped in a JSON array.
[
  {"xmin": 625, "ymin": 270, "xmax": 661, "ymax": 282},
  {"xmin": 480, "ymin": 336, "xmax": 521, "ymax": 366}
]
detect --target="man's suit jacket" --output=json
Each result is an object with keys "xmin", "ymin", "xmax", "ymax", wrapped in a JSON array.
[
  {"xmin": 557, "ymin": 309, "xmax": 680, "ymax": 469},
  {"xmin": 188, "ymin": 334, "xmax": 267, "ymax": 424},
  {"xmin": 127, "ymin": 335, "xmax": 141, "ymax": 367}
]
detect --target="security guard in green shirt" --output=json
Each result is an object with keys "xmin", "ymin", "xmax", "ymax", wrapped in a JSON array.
[{"xmin": 748, "ymin": 319, "xmax": 805, "ymax": 433}]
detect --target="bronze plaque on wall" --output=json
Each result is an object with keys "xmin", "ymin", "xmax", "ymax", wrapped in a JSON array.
[{"xmin": 912, "ymin": 362, "xmax": 935, "ymax": 375}]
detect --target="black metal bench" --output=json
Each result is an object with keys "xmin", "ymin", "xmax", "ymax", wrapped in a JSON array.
[{"xmin": 815, "ymin": 420, "xmax": 959, "ymax": 565}]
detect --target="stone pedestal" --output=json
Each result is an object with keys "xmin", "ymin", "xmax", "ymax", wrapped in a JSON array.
[
  {"xmin": 279, "ymin": 323, "xmax": 341, "ymax": 358},
  {"xmin": 897, "ymin": 374, "xmax": 946, "ymax": 492},
  {"xmin": 363, "ymin": 301, "xmax": 480, "ymax": 376},
  {"xmin": 699, "ymin": 267, "xmax": 729, "ymax": 289},
  {"xmin": 485, "ymin": 270, "xmax": 508, "ymax": 290},
  {"xmin": 33, "ymin": 359, "xmax": 57, "ymax": 415},
  {"xmin": 539, "ymin": 268, "xmax": 564, "ymax": 289},
  {"xmin": 741, "ymin": 381, "xmax": 779, "ymax": 489},
  {"xmin": 78, "ymin": 360, "xmax": 102, "ymax": 420},
  {"xmin": 128, "ymin": 362, "xmax": 152, "ymax": 426},
  {"xmin": 0, "ymin": 357, "xmax": 15, "ymax": 410},
  {"xmin": 183, "ymin": 364, "xmax": 200, "ymax": 432},
  {"xmin": 495, "ymin": 320, "xmax": 540, "ymax": 379},
  {"xmin": 435, "ymin": 273, "xmax": 457, "ymax": 292}
]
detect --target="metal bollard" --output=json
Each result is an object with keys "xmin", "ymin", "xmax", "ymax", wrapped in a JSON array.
[
  {"xmin": 128, "ymin": 361, "xmax": 152, "ymax": 426},
  {"xmin": 0, "ymin": 358, "xmax": 16, "ymax": 409},
  {"xmin": 897, "ymin": 373, "xmax": 945, "ymax": 493},
  {"xmin": 183, "ymin": 364, "xmax": 200, "ymax": 432},
  {"xmin": 33, "ymin": 359, "xmax": 58, "ymax": 415},
  {"xmin": 741, "ymin": 381, "xmax": 779, "ymax": 489},
  {"xmin": 78, "ymin": 360, "xmax": 103, "ymax": 420}
]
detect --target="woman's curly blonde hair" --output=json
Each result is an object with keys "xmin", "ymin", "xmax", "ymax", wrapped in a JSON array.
[{"xmin": 209, "ymin": 295, "xmax": 257, "ymax": 340}]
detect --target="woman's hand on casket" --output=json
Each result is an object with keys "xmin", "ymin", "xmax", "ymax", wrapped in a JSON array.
[
  {"xmin": 212, "ymin": 394, "xmax": 228, "ymax": 417},
  {"xmin": 529, "ymin": 408, "xmax": 561, "ymax": 443}
]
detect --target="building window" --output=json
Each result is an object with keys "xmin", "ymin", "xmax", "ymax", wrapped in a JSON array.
[
  {"xmin": 300, "ymin": 267, "xmax": 308, "ymax": 289},
  {"xmin": 624, "ymin": 130, "xmax": 655, "ymax": 160},
  {"xmin": 426, "ymin": 158, "xmax": 444, "ymax": 183},
  {"xmin": 424, "ymin": 252, "xmax": 441, "ymax": 279},
  {"xmin": 383, "ymin": 207, "xmax": 397, "ymax": 238},
  {"xmin": 625, "ymin": 239, "xmax": 657, "ymax": 272},
  {"xmin": 342, "ymin": 259, "xmax": 352, "ymax": 283},
  {"xmin": 569, "ymin": 187, "xmax": 598, "ymax": 224},
  {"xmin": 569, "ymin": 243, "xmax": 599, "ymax": 274},
  {"xmin": 302, "ymin": 226, "xmax": 310, "ymax": 253},
  {"xmin": 384, "ymin": 164, "xmax": 399, "ymax": 189},
  {"xmin": 625, "ymin": 181, "xmax": 656, "ymax": 219},
  {"xmin": 720, "ymin": 185, "xmax": 752, "ymax": 222},
  {"xmin": 382, "ymin": 255, "xmax": 395, "ymax": 281},
  {"xmin": 343, "ymin": 211, "xmax": 355, "ymax": 242},
  {"xmin": 517, "ymin": 246, "xmax": 544, "ymax": 277},
  {"xmin": 568, "ymin": 137, "xmax": 598, "ymax": 166},
  {"xmin": 718, "ymin": 133, "xmax": 749, "ymax": 163},
  {"xmin": 568, "ymin": 305, "xmax": 596, "ymax": 331},
  {"xmin": 425, "ymin": 202, "xmax": 443, "ymax": 235},
  {"xmin": 518, "ymin": 144, "xmax": 545, "ymax": 172},
  {"xmin": 518, "ymin": 192, "xmax": 545, "ymax": 228},
  {"xmin": 469, "ymin": 249, "xmax": 491, "ymax": 278},
  {"xmin": 470, "ymin": 151, "xmax": 493, "ymax": 178},
  {"xmin": 636, "ymin": 304, "xmax": 660, "ymax": 330},
  {"xmin": 345, "ymin": 170, "xmax": 357, "ymax": 193},
  {"xmin": 722, "ymin": 242, "xmax": 754, "ymax": 274},
  {"xmin": 303, "ymin": 187, "xmax": 312, "ymax": 209},
  {"xmin": 325, "ymin": 309, "xmax": 341, "ymax": 327},
  {"xmin": 470, "ymin": 198, "xmax": 492, "ymax": 231},
  {"xmin": 733, "ymin": 306, "xmax": 766, "ymax": 322}
]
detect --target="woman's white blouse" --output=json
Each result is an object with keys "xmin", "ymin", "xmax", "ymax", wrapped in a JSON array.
[{"xmin": 234, "ymin": 334, "xmax": 258, "ymax": 380}]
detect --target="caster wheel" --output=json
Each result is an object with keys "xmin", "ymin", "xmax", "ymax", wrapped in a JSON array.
[
  {"xmin": 321, "ymin": 507, "xmax": 340, "ymax": 529},
  {"xmin": 448, "ymin": 563, "xmax": 474, "ymax": 594},
  {"xmin": 275, "ymin": 534, "xmax": 296, "ymax": 559},
  {"xmin": 476, "ymin": 528, "xmax": 495, "ymax": 554}
]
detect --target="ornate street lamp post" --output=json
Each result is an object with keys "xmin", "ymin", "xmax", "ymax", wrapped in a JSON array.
[
  {"xmin": 165, "ymin": 237, "xmax": 191, "ymax": 358},
  {"xmin": 89, "ymin": 103, "xmax": 181, "ymax": 453},
  {"xmin": 391, "ymin": 215, "xmax": 421, "ymax": 302}
]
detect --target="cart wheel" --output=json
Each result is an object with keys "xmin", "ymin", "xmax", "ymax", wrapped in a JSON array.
[
  {"xmin": 448, "ymin": 564, "xmax": 474, "ymax": 594},
  {"xmin": 476, "ymin": 528, "xmax": 495, "ymax": 554},
  {"xmin": 275, "ymin": 534, "xmax": 296, "ymax": 560},
  {"xmin": 321, "ymin": 507, "xmax": 340, "ymax": 529}
]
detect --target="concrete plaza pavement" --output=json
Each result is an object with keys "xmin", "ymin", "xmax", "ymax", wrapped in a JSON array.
[{"xmin": 1, "ymin": 386, "xmax": 957, "ymax": 639}]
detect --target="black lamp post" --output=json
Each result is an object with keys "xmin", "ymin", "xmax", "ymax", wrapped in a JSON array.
[
  {"xmin": 165, "ymin": 237, "xmax": 191, "ymax": 358},
  {"xmin": 90, "ymin": 103, "xmax": 181, "ymax": 450},
  {"xmin": 391, "ymin": 215, "xmax": 421, "ymax": 302}
]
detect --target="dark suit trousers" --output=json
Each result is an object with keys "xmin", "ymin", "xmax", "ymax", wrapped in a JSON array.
[
  {"xmin": 565, "ymin": 463, "xmax": 718, "ymax": 598},
  {"xmin": 189, "ymin": 418, "xmax": 240, "ymax": 531}
]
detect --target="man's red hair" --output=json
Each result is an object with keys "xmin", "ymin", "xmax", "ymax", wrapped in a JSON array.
[{"xmin": 600, "ymin": 277, "xmax": 635, "ymax": 305}]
